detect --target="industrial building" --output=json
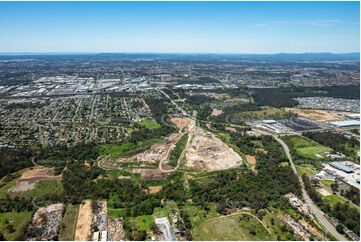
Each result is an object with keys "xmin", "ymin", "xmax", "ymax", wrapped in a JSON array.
[
  {"xmin": 330, "ymin": 120, "xmax": 360, "ymax": 128},
  {"xmin": 329, "ymin": 162, "xmax": 354, "ymax": 173}
]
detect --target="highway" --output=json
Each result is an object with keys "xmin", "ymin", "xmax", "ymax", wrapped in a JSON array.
[{"xmin": 253, "ymin": 128, "xmax": 349, "ymax": 241}]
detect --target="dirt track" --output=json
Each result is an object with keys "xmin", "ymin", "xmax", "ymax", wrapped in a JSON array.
[
  {"xmin": 75, "ymin": 200, "xmax": 93, "ymax": 241},
  {"xmin": 20, "ymin": 167, "xmax": 61, "ymax": 181}
]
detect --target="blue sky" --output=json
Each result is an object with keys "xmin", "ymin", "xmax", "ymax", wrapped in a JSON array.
[{"xmin": 0, "ymin": 1, "xmax": 359, "ymax": 53}]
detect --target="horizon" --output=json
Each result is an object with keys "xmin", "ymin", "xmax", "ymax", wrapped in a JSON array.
[
  {"xmin": 0, "ymin": 51, "xmax": 360, "ymax": 55},
  {"xmin": 0, "ymin": 1, "xmax": 359, "ymax": 53}
]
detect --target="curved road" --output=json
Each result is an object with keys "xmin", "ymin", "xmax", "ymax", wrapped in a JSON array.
[{"xmin": 253, "ymin": 128, "xmax": 348, "ymax": 241}]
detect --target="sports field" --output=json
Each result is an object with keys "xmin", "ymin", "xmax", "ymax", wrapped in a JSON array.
[{"xmin": 195, "ymin": 213, "xmax": 272, "ymax": 241}]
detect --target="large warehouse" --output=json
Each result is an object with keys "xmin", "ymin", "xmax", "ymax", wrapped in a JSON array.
[
  {"xmin": 330, "ymin": 120, "xmax": 360, "ymax": 128},
  {"xmin": 329, "ymin": 162, "xmax": 354, "ymax": 173}
]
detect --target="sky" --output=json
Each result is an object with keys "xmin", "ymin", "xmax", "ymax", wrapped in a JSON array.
[{"xmin": 0, "ymin": 1, "xmax": 359, "ymax": 54}]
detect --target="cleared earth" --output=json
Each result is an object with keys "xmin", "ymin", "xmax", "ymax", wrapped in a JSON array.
[{"xmin": 185, "ymin": 128, "xmax": 242, "ymax": 171}]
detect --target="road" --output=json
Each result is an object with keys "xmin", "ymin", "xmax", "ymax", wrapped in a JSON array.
[{"xmin": 253, "ymin": 128, "xmax": 348, "ymax": 241}]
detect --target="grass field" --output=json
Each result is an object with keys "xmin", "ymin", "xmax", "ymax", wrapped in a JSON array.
[
  {"xmin": 195, "ymin": 213, "xmax": 271, "ymax": 241},
  {"xmin": 0, "ymin": 179, "xmax": 64, "ymax": 199},
  {"xmin": 284, "ymin": 135, "xmax": 331, "ymax": 160},
  {"xmin": 139, "ymin": 118, "xmax": 161, "ymax": 129},
  {"xmin": 0, "ymin": 211, "xmax": 33, "ymax": 240},
  {"xmin": 129, "ymin": 215, "xmax": 153, "ymax": 231},
  {"xmin": 232, "ymin": 107, "xmax": 292, "ymax": 121},
  {"xmin": 262, "ymin": 209, "xmax": 297, "ymax": 241},
  {"xmin": 59, "ymin": 204, "xmax": 79, "ymax": 241},
  {"xmin": 296, "ymin": 164, "xmax": 317, "ymax": 176},
  {"xmin": 319, "ymin": 193, "xmax": 360, "ymax": 210},
  {"xmin": 108, "ymin": 208, "xmax": 127, "ymax": 218},
  {"xmin": 98, "ymin": 138, "xmax": 162, "ymax": 158},
  {"xmin": 22, "ymin": 179, "xmax": 64, "ymax": 198}
]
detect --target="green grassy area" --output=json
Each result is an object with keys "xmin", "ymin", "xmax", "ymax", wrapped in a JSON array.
[
  {"xmin": 262, "ymin": 209, "xmax": 297, "ymax": 241},
  {"xmin": 296, "ymin": 164, "xmax": 317, "ymax": 177},
  {"xmin": 181, "ymin": 205, "xmax": 218, "ymax": 237},
  {"xmin": 319, "ymin": 193, "xmax": 359, "ymax": 210},
  {"xmin": 232, "ymin": 107, "xmax": 292, "ymax": 121},
  {"xmin": 139, "ymin": 118, "xmax": 161, "ymax": 129},
  {"xmin": 194, "ymin": 213, "xmax": 272, "ymax": 241},
  {"xmin": 108, "ymin": 208, "xmax": 127, "ymax": 218},
  {"xmin": 0, "ymin": 179, "xmax": 64, "ymax": 199},
  {"xmin": 153, "ymin": 207, "xmax": 170, "ymax": 218},
  {"xmin": 0, "ymin": 179, "xmax": 17, "ymax": 199},
  {"xmin": 98, "ymin": 143, "xmax": 133, "ymax": 157},
  {"xmin": 129, "ymin": 215, "xmax": 153, "ymax": 231},
  {"xmin": 59, "ymin": 204, "xmax": 79, "ymax": 241},
  {"xmin": 0, "ymin": 211, "xmax": 33, "ymax": 240},
  {"xmin": 284, "ymin": 135, "xmax": 331, "ymax": 160},
  {"xmin": 22, "ymin": 179, "xmax": 64, "ymax": 198},
  {"xmin": 97, "ymin": 138, "xmax": 161, "ymax": 158},
  {"xmin": 321, "ymin": 180, "xmax": 334, "ymax": 188}
]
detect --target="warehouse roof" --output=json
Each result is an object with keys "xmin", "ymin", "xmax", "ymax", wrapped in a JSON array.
[
  {"xmin": 330, "ymin": 162, "xmax": 354, "ymax": 173},
  {"xmin": 330, "ymin": 120, "xmax": 360, "ymax": 127}
]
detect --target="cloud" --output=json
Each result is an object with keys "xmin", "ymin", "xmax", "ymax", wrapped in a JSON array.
[
  {"xmin": 296, "ymin": 19, "xmax": 342, "ymax": 26},
  {"xmin": 252, "ymin": 21, "xmax": 287, "ymax": 28},
  {"xmin": 253, "ymin": 19, "xmax": 342, "ymax": 28}
]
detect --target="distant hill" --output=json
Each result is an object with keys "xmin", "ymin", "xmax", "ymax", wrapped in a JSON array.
[{"xmin": 0, "ymin": 52, "xmax": 359, "ymax": 62}]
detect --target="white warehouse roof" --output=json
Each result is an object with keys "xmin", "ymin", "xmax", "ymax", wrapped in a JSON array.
[{"xmin": 330, "ymin": 120, "xmax": 360, "ymax": 127}]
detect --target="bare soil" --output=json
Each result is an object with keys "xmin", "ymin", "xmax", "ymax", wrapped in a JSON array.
[
  {"xmin": 211, "ymin": 108, "xmax": 223, "ymax": 116},
  {"xmin": 20, "ymin": 167, "xmax": 61, "ymax": 181},
  {"xmin": 132, "ymin": 169, "xmax": 173, "ymax": 180},
  {"xmin": 147, "ymin": 185, "xmax": 163, "ymax": 194},
  {"xmin": 8, "ymin": 181, "xmax": 37, "ymax": 193},
  {"xmin": 185, "ymin": 128, "xmax": 242, "ymax": 171},
  {"xmin": 75, "ymin": 200, "xmax": 94, "ymax": 241},
  {"xmin": 286, "ymin": 108, "xmax": 350, "ymax": 122}
]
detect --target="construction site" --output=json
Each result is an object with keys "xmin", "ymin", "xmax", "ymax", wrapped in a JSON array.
[{"xmin": 185, "ymin": 127, "xmax": 243, "ymax": 171}]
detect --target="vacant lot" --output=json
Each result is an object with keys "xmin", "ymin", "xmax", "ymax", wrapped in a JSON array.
[
  {"xmin": 0, "ymin": 211, "xmax": 33, "ymax": 241},
  {"xmin": 283, "ymin": 135, "xmax": 331, "ymax": 160},
  {"xmin": 195, "ymin": 213, "xmax": 271, "ymax": 241},
  {"xmin": 59, "ymin": 204, "xmax": 80, "ymax": 241},
  {"xmin": 75, "ymin": 200, "xmax": 93, "ymax": 241},
  {"xmin": 295, "ymin": 164, "xmax": 317, "ymax": 177},
  {"xmin": 286, "ymin": 108, "xmax": 346, "ymax": 121}
]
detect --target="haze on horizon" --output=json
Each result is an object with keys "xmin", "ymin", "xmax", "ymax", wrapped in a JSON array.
[{"xmin": 0, "ymin": 1, "xmax": 359, "ymax": 54}]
